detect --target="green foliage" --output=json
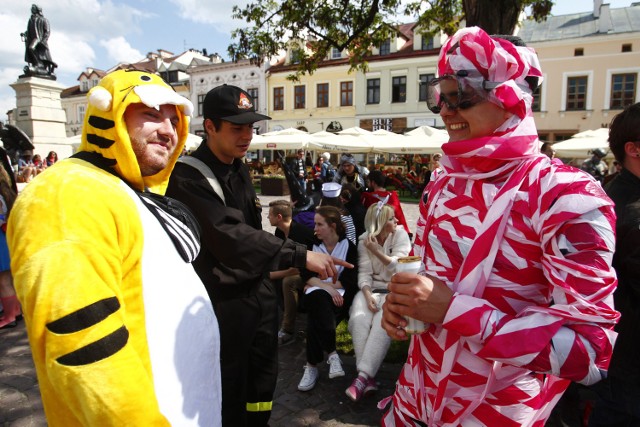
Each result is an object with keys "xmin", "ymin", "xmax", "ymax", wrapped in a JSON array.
[
  {"xmin": 228, "ymin": 0, "xmax": 554, "ymax": 78},
  {"xmin": 335, "ymin": 320, "xmax": 410, "ymax": 364}
]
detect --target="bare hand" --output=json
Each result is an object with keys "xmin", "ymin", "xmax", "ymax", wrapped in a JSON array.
[
  {"xmin": 381, "ymin": 272, "xmax": 454, "ymax": 340},
  {"xmin": 328, "ymin": 288, "xmax": 344, "ymax": 307},
  {"xmin": 364, "ymin": 234, "xmax": 378, "ymax": 253},
  {"xmin": 306, "ymin": 251, "xmax": 354, "ymax": 283},
  {"xmin": 366, "ymin": 293, "xmax": 379, "ymax": 313}
]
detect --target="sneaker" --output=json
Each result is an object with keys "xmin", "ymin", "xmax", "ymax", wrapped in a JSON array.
[
  {"xmin": 364, "ymin": 377, "xmax": 378, "ymax": 395},
  {"xmin": 327, "ymin": 353, "xmax": 345, "ymax": 379},
  {"xmin": 297, "ymin": 365, "xmax": 318, "ymax": 391},
  {"xmin": 345, "ymin": 376, "xmax": 367, "ymax": 402},
  {"xmin": 277, "ymin": 329, "xmax": 294, "ymax": 346}
]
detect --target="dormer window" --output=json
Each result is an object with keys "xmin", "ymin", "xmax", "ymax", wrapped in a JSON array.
[
  {"xmin": 289, "ymin": 49, "xmax": 303, "ymax": 64},
  {"xmin": 379, "ymin": 39, "xmax": 391, "ymax": 56},
  {"xmin": 80, "ymin": 80, "xmax": 89, "ymax": 92},
  {"xmin": 421, "ymin": 36, "xmax": 434, "ymax": 50},
  {"xmin": 331, "ymin": 47, "xmax": 342, "ymax": 59}
]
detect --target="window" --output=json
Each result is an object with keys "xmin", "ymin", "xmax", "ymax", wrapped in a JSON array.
[
  {"xmin": 160, "ymin": 71, "xmax": 179, "ymax": 83},
  {"xmin": 294, "ymin": 85, "xmax": 305, "ymax": 109},
  {"xmin": 419, "ymin": 73, "xmax": 435, "ymax": 102},
  {"xmin": 78, "ymin": 105, "xmax": 86, "ymax": 124},
  {"xmin": 197, "ymin": 94, "xmax": 206, "ymax": 117},
  {"xmin": 247, "ymin": 88, "xmax": 259, "ymax": 109},
  {"xmin": 317, "ymin": 83, "xmax": 329, "ymax": 108},
  {"xmin": 421, "ymin": 36, "xmax": 434, "ymax": 50},
  {"xmin": 340, "ymin": 81, "xmax": 353, "ymax": 106},
  {"xmin": 532, "ymin": 85, "xmax": 542, "ymax": 112},
  {"xmin": 92, "ymin": 78, "xmax": 99, "ymax": 88},
  {"xmin": 80, "ymin": 80, "xmax": 89, "ymax": 92},
  {"xmin": 610, "ymin": 73, "xmax": 637, "ymax": 109},
  {"xmin": 367, "ymin": 78, "xmax": 380, "ymax": 104},
  {"xmin": 289, "ymin": 49, "xmax": 302, "ymax": 64},
  {"xmin": 574, "ymin": 48, "xmax": 584, "ymax": 56},
  {"xmin": 566, "ymin": 76, "xmax": 588, "ymax": 110},
  {"xmin": 622, "ymin": 43, "xmax": 632, "ymax": 52},
  {"xmin": 379, "ymin": 39, "xmax": 390, "ymax": 56},
  {"xmin": 331, "ymin": 47, "xmax": 342, "ymax": 59},
  {"xmin": 392, "ymin": 76, "xmax": 407, "ymax": 103},
  {"xmin": 273, "ymin": 87, "xmax": 284, "ymax": 111}
]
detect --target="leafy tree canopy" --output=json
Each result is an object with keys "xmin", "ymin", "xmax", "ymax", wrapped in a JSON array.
[{"xmin": 229, "ymin": 0, "xmax": 553, "ymax": 79}]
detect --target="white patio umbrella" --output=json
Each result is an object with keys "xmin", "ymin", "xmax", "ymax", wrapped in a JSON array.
[
  {"xmin": 365, "ymin": 129, "xmax": 448, "ymax": 154},
  {"xmin": 185, "ymin": 133, "xmax": 205, "ymax": 151},
  {"xmin": 249, "ymin": 127, "xmax": 310, "ymax": 150},
  {"xmin": 552, "ymin": 128, "xmax": 610, "ymax": 159},
  {"xmin": 405, "ymin": 125, "xmax": 448, "ymax": 139},
  {"xmin": 307, "ymin": 130, "xmax": 372, "ymax": 153}
]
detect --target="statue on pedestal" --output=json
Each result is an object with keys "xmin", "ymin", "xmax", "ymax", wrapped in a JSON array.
[{"xmin": 20, "ymin": 4, "xmax": 57, "ymax": 79}]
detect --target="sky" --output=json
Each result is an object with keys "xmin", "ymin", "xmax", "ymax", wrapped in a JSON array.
[{"xmin": 0, "ymin": 0, "xmax": 635, "ymax": 123}]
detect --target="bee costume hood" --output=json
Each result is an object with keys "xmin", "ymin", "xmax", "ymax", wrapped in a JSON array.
[{"xmin": 80, "ymin": 69, "xmax": 193, "ymax": 194}]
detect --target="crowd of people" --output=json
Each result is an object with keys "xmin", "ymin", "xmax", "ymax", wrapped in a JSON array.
[{"xmin": 2, "ymin": 25, "xmax": 639, "ymax": 427}]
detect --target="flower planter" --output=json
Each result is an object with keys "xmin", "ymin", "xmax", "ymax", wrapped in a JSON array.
[{"xmin": 260, "ymin": 177, "xmax": 290, "ymax": 196}]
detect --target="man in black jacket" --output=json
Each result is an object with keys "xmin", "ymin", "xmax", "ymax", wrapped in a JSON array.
[
  {"xmin": 589, "ymin": 102, "xmax": 640, "ymax": 426},
  {"xmin": 166, "ymin": 84, "xmax": 349, "ymax": 427}
]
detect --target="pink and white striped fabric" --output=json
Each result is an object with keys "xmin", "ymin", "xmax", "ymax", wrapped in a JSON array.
[{"xmin": 381, "ymin": 27, "xmax": 618, "ymax": 427}]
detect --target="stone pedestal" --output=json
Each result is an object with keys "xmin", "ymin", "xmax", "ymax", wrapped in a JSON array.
[{"xmin": 10, "ymin": 77, "xmax": 72, "ymax": 158}]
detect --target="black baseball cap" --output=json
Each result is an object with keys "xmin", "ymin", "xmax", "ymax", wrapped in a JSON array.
[{"xmin": 203, "ymin": 84, "xmax": 271, "ymax": 124}]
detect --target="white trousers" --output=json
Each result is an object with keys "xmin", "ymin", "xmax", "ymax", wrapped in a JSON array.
[{"xmin": 348, "ymin": 291, "xmax": 392, "ymax": 378}]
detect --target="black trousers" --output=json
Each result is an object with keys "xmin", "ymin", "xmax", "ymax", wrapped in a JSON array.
[
  {"xmin": 305, "ymin": 289, "xmax": 340, "ymax": 365},
  {"xmin": 213, "ymin": 280, "xmax": 278, "ymax": 427}
]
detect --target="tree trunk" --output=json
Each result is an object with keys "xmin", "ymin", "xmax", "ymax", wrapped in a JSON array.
[{"xmin": 463, "ymin": 0, "xmax": 522, "ymax": 35}]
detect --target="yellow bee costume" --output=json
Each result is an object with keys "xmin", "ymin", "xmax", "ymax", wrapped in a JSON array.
[{"xmin": 8, "ymin": 70, "xmax": 221, "ymax": 426}]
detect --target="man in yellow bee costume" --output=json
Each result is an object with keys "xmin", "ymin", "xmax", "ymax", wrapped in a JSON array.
[{"xmin": 7, "ymin": 70, "xmax": 221, "ymax": 426}]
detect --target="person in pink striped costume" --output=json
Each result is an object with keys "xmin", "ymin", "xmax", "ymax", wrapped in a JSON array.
[{"xmin": 380, "ymin": 26, "xmax": 619, "ymax": 427}]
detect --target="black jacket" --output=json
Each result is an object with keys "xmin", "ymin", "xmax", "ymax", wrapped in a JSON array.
[
  {"xmin": 166, "ymin": 143, "xmax": 307, "ymax": 301},
  {"xmin": 604, "ymin": 168, "xmax": 640, "ymax": 383}
]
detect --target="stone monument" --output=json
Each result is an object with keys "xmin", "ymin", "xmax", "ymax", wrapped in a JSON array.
[{"xmin": 9, "ymin": 4, "xmax": 71, "ymax": 159}]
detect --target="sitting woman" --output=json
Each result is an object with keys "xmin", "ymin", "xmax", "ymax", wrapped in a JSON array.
[
  {"xmin": 346, "ymin": 202, "xmax": 411, "ymax": 401},
  {"xmin": 298, "ymin": 206, "xmax": 358, "ymax": 392}
]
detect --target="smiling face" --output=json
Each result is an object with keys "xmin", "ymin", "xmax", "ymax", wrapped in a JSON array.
[
  {"xmin": 438, "ymin": 79, "xmax": 511, "ymax": 142},
  {"xmin": 205, "ymin": 119, "xmax": 255, "ymax": 164},
  {"xmin": 124, "ymin": 103, "xmax": 179, "ymax": 176}
]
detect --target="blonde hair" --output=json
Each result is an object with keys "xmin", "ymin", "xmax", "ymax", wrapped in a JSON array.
[{"xmin": 364, "ymin": 203, "xmax": 394, "ymax": 238}]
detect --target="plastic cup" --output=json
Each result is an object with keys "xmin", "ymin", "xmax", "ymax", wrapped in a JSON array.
[{"xmin": 395, "ymin": 256, "xmax": 426, "ymax": 334}]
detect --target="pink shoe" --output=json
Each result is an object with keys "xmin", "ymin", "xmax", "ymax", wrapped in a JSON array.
[
  {"xmin": 345, "ymin": 376, "xmax": 367, "ymax": 402},
  {"xmin": 364, "ymin": 377, "xmax": 378, "ymax": 396}
]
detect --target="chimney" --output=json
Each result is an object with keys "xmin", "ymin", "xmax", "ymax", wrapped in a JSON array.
[
  {"xmin": 598, "ymin": 4, "xmax": 612, "ymax": 33},
  {"xmin": 594, "ymin": 0, "xmax": 603, "ymax": 17}
]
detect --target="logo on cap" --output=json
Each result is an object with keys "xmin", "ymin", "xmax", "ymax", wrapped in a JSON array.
[{"xmin": 238, "ymin": 93, "xmax": 253, "ymax": 110}]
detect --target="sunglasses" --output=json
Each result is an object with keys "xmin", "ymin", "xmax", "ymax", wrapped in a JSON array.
[{"xmin": 426, "ymin": 70, "xmax": 500, "ymax": 114}]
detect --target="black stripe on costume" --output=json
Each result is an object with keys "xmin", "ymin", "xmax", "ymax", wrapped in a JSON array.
[
  {"xmin": 71, "ymin": 151, "xmax": 118, "ymax": 170},
  {"xmin": 56, "ymin": 326, "xmax": 129, "ymax": 366},
  {"xmin": 47, "ymin": 297, "xmax": 120, "ymax": 334},
  {"xmin": 137, "ymin": 192, "xmax": 201, "ymax": 263},
  {"xmin": 87, "ymin": 133, "xmax": 115, "ymax": 149},
  {"xmin": 88, "ymin": 115, "xmax": 115, "ymax": 130}
]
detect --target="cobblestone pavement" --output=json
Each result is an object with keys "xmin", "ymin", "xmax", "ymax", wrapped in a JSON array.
[{"xmin": 0, "ymin": 194, "xmax": 420, "ymax": 426}]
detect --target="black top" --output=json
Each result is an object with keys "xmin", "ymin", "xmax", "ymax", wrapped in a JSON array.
[
  {"xmin": 604, "ymin": 168, "xmax": 640, "ymax": 383},
  {"xmin": 275, "ymin": 220, "xmax": 316, "ymax": 250},
  {"xmin": 301, "ymin": 239, "xmax": 359, "ymax": 324},
  {"xmin": 166, "ymin": 143, "xmax": 307, "ymax": 300}
]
